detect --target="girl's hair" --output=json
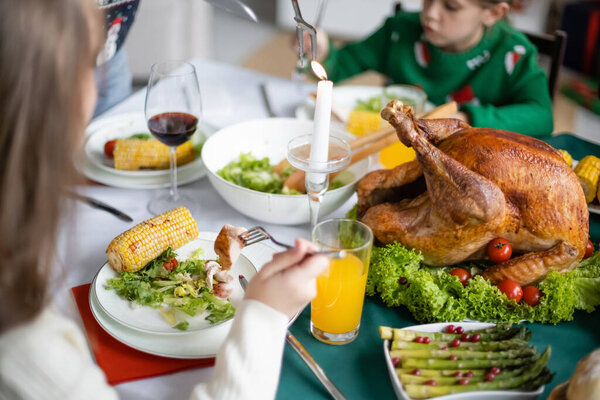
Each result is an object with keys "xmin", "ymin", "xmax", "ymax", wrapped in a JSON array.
[{"xmin": 0, "ymin": 0, "xmax": 102, "ymax": 333}]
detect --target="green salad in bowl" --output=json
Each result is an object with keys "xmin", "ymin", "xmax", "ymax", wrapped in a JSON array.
[{"xmin": 217, "ymin": 152, "xmax": 350, "ymax": 195}]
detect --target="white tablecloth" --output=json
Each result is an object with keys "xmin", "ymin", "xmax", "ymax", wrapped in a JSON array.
[{"xmin": 55, "ymin": 59, "xmax": 358, "ymax": 399}]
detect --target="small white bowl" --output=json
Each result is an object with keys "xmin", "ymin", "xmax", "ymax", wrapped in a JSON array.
[
  {"xmin": 383, "ymin": 322, "xmax": 545, "ymax": 400},
  {"xmin": 201, "ymin": 118, "xmax": 369, "ymax": 225}
]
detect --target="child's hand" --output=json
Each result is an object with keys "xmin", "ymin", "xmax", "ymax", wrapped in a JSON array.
[
  {"xmin": 244, "ymin": 238, "xmax": 328, "ymax": 319},
  {"xmin": 290, "ymin": 28, "xmax": 330, "ymax": 62}
]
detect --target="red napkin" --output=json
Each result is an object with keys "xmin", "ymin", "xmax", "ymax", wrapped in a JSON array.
[{"xmin": 72, "ymin": 284, "xmax": 215, "ymax": 385}]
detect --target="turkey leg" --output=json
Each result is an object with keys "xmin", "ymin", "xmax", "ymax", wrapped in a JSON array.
[
  {"xmin": 480, "ymin": 241, "xmax": 580, "ymax": 285},
  {"xmin": 381, "ymin": 101, "xmax": 507, "ymax": 226}
]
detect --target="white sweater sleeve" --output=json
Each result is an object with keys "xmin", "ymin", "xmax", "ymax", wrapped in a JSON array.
[
  {"xmin": 0, "ymin": 309, "xmax": 118, "ymax": 400},
  {"xmin": 189, "ymin": 299, "xmax": 289, "ymax": 400}
]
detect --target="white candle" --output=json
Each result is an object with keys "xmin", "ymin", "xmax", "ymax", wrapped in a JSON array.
[{"xmin": 310, "ymin": 61, "xmax": 332, "ymax": 170}]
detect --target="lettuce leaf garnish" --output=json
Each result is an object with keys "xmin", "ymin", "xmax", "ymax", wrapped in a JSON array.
[{"xmin": 367, "ymin": 242, "xmax": 600, "ymax": 324}]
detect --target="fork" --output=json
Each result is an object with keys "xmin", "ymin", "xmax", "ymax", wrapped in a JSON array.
[{"xmin": 240, "ymin": 227, "xmax": 346, "ymax": 258}]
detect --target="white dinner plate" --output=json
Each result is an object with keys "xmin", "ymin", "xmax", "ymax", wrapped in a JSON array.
[
  {"xmin": 88, "ymin": 232, "xmax": 279, "ymax": 358},
  {"xmin": 93, "ymin": 233, "xmax": 256, "ymax": 335},
  {"xmin": 383, "ymin": 322, "xmax": 545, "ymax": 400},
  {"xmin": 85, "ymin": 112, "xmax": 208, "ymax": 177},
  {"xmin": 80, "ymin": 113, "xmax": 215, "ymax": 188},
  {"xmin": 295, "ymin": 86, "xmax": 434, "ymax": 125}
]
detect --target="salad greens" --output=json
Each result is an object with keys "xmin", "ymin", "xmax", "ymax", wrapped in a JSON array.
[
  {"xmin": 217, "ymin": 152, "xmax": 347, "ymax": 194},
  {"xmin": 105, "ymin": 247, "xmax": 235, "ymax": 330},
  {"xmin": 367, "ymin": 242, "xmax": 600, "ymax": 324},
  {"xmin": 355, "ymin": 91, "xmax": 416, "ymax": 113}
]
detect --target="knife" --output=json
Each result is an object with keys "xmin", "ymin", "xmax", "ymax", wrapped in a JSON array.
[
  {"xmin": 260, "ymin": 83, "xmax": 277, "ymax": 118},
  {"xmin": 69, "ymin": 192, "xmax": 133, "ymax": 222},
  {"xmin": 239, "ymin": 275, "xmax": 346, "ymax": 400}
]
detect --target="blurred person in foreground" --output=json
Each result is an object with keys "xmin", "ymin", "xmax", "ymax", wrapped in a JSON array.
[
  {"xmin": 300, "ymin": 0, "xmax": 553, "ymax": 137},
  {"xmin": 0, "ymin": 1, "xmax": 327, "ymax": 398}
]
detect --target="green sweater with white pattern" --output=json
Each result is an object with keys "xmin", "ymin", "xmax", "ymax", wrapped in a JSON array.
[{"xmin": 323, "ymin": 12, "xmax": 553, "ymax": 137}]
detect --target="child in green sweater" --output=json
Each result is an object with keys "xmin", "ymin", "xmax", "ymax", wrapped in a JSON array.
[{"xmin": 309, "ymin": 0, "xmax": 553, "ymax": 137}]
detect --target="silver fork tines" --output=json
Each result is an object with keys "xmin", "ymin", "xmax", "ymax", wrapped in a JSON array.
[
  {"xmin": 240, "ymin": 226, "xmax": 292, "ymax": 248},
  {"xmin": 240, "ymin": 227, "xmax": 346, "ymax": 259}
]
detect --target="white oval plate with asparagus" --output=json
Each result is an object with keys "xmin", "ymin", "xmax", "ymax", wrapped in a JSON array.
[{"xmin": 381, "ymin": 322, "xmax": 548, "ymax": 400}]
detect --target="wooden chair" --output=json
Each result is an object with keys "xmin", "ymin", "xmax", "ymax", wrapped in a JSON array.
[
  {"xmin": 522, "ymin": 30, "xmax": 567, "ymax": 101},
  {"xmin": 392, "ymin": 2, "xmax": 567, "ymax": 101}
]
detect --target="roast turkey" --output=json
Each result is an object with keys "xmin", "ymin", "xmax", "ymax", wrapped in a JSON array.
[{"xmin": 357, "ymin": 101, "xmax": 588, "ymax": 285}]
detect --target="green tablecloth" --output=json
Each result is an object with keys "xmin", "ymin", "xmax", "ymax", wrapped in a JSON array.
[{"xmin": 277, "ymin": 134, "xmax": 600, "ymax": 399}]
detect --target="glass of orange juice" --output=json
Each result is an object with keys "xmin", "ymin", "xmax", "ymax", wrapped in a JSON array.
[{"xmin": 311, "ymin": 219, "xmax": 373, "ymax": 345}]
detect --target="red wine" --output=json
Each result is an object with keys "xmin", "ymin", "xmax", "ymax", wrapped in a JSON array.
[{"xmin": 148, "ymin": 112, "xmax": 198, "ymax": 146}]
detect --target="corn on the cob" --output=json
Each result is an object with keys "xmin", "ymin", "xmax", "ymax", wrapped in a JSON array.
[
  {"xmin": 106, "ymin": 207, "xmax": 199, "ymax": 273},
  {"xmin": 558, "ymin": 149, "xmax": 573, "ymax": 168},
  {"xmin": 346, "ymin": 110, "xmax": 383, "ymax": 137},
  {"xmin": 574, "ymin": 155, "xmax": 600, "ymax": 203},
  {"xmin": 113, "ymin": 139, "xmax": 195, "ymax": 171}
]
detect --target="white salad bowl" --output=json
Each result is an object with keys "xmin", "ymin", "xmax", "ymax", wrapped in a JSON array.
[{"xmin": 201, "ymin": 118, "xmax": 370, "ymax": 225}]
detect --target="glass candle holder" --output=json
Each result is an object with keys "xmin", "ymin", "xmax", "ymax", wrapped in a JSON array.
[{"xmin": 287, "ymin": 135, "xmax": 351, "ymax": 227}]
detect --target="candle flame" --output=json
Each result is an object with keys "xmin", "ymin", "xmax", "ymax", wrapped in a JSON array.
[{"xmin": 311, "ymin": 61, "xmax": 328, "ymax": 80}]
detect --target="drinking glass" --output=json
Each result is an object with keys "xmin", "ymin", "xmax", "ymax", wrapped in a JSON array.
[
  {"xmin": 145, "ymin": 60, "xmax": 202, "ymax": 215},
  {"xmin": 311, "ymin": 219, "xmax": 373, "ymax": 345}
]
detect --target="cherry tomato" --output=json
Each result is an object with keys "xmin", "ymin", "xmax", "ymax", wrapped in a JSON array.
[
  {"xmin": 522, "ymin": 286, "xmax": 541, "ymax": 307},
  {"xmin": 458, "ymin": 378, "xmax": 469, "ymax": 385},
  {"xmin": 163, "ymin": 257, "xmax": 178, "ymax": 271},
  {"xmin": 497, "ymin": 279, "xmax": 523, "ymax": 303},
  {"xmin": 584, "ymin": 240, "xmax": 594, "ymax": 259},
  {"xmin": 487, "ymin": 238, "xmax": 512, "ymax": 263},
  {"xmin": 104, "ymin": 139, "xmax": 116, "ymax": 159},
  {"xmin": 445, "ymin": 324, "xmax": 456, "ymax": 334},
  {"xmin": 450, "ymin": 268, "xmax": 471, "ymax": 286}
]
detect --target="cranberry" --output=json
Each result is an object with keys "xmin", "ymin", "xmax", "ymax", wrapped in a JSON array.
[
  {"xmin": 455, "ymin": 326, "xmax": 465, "ymax": 334},
  {"xmin": 464, "ymin": 371, "xmax": 474, "ymax": 378},
  {"xmin": 423, "ymin": 337, "xmax": 431, "ymax": 344},
  {"xmin": 461, "ymin": 333, "xmax": 471, "ymax": 342},
  {"xmin": 441, "ymin": 346, "xmax": 449, "ymax": 350},
  {"xmin": 398, "ymin": 277, "xmax": 408, "ymax": 285},
  {"xmin": 445, "ymin": 324, "xmax": 456, "ymax": 334},
  {"xmin": 450, "ymin": 339, "xmax": 461, "ymax": 347},
  {"xmin": 485, "ymin": 372, "xmax": 496, "ymax": 382},
  {"xmin": 490, "ymin": 367, "xmax": 501, "ymax": 375},
  {"xmin": 471, "ymin": 333, "xmax": 481, "ymax": 342},
  {"xmin": 412, "ymin": 369, "xmax": 421, "ymax": 376},
  {"xmin": 415, "ymin": 336, "xmax": 424, "ymax": 343},
  {"xmin": 453, "ymin": 371, "xmax": 462, "ymax": 377},
  {"xmin": 391, "ymin": 357, "xmax": 400, "ymax": 367},
  {"xmin": 458, "ymin": 378, "xmax": 469, "ymax": 385},
  {"xmin": 425, "ymin": 380, "xmax": 437, "ymax": 386},
  {"xmin": 449, "ymin": 355, "xmax": 458, "ymax": 361}
]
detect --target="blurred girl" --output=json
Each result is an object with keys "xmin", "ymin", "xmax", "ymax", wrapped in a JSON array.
[
  {"xmin": 0, "ymin": 1, "xmax": 327, "ymax": 399},
  {"xmin": 310, "ymin": 0, "xmax": 553, "ymax": 137}
]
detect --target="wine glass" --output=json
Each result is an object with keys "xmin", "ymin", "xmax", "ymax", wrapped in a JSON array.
[{"xmin": 145, "ymin": 60, "xmax": 202, "ymax": 215}]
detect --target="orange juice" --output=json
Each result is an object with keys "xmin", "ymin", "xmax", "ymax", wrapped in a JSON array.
[
  {"xmin": 311, "ymin": 253, "xmax": 368, "ymax": 334},
  {"xmin": 379, "ymin": 141, "xmax": 416, "ymax": 169}
]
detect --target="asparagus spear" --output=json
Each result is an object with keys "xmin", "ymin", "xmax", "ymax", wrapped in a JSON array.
[
  {"xmin": 404, "ymin": 347, "xmax": 551, "ymax": 399},
  {"xmin": 388, "ymin": 326, "xmax": 524, "ymax": 342},
  {"xmin": 391, "ymin": 346, "xmax": 536, "ymax": 360},
  {"xmin": 391, "ymin": 338, "xmax": 530, "ymax": 351},
  {"xmin": 380, "ymin": 324, "xmax": 518, "ymax": 341},
  {"xmin": 402, "ymin": 355, "xmax": 534, "ymax": 369},
  {"xmin": 399, "ymin": 366, "xmax": 524, "ymax": 385},
  {"xmin": 395, "ymin": 368, "xmax": 487, "ymax": 378}
]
